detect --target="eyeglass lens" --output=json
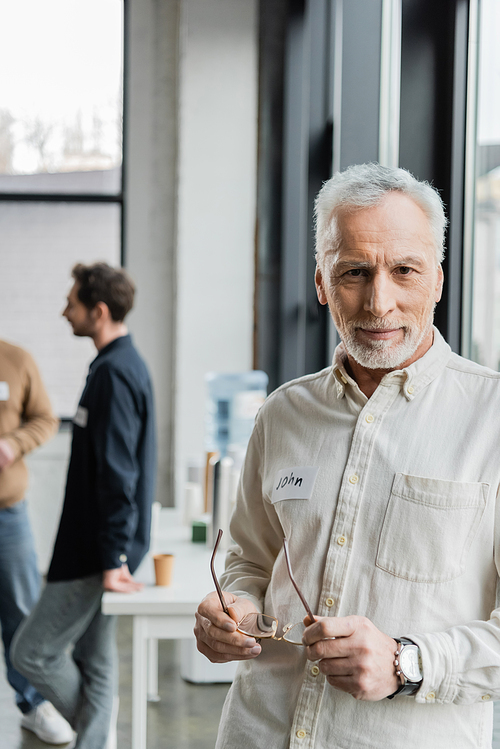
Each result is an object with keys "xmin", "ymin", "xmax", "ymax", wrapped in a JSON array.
[{"xmin": 236, "ymin": 614, "xmax": 306, "ymax": 645}]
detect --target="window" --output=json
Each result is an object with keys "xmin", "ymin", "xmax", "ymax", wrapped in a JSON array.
[
  {"xmin": 0, "ymin": 0, "xmax": 124, "ymax": 416},
  {"xmin": 466, "ymin": 0, "xmax": 500, "ymax": 368}
]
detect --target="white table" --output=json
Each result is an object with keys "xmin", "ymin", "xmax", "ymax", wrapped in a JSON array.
[{"xmin": 102, "ymin": 510, "xmax": 235, "ymax": 749}]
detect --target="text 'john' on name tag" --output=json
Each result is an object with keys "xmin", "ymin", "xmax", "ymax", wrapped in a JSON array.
[
  {"xmin": 73, "ymin": 406, "xmax": 88, "ymax": 428},
  {"xmin": 271, "ymin": 466, "xmax": 319, "ymax": 503},
  {"xmin": 0, "ymin": 382, "xmax": 10, "ymax": 401}
]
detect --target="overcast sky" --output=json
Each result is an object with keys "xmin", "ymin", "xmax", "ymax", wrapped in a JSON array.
[
  {"xmin": 0, "ymin": 0, "xmax": 122, "ymax": 172},
  {"xmin": 0, "ymin": 0, "xmax": 122, "ymax": 119}
]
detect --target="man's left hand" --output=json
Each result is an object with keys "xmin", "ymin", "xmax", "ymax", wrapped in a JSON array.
[
  {"xmin": 302, "ymin": 615, "xmax": 399, "ymax": 701},
  {"xmin": 103, "ymin": 564, "xmax": 143, "ymax": 593}
]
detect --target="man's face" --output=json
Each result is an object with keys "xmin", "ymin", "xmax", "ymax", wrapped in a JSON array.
[
  {"xmin": 62, "ymin": 282, "xmax": 96, "ymax": 337},
  {"xmin": 315, "ymin": 191, "xmax": 444, "ymax": 370}
]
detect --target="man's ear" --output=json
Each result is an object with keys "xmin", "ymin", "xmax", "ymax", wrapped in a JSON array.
[
  {"xmin": 315, "ymin": 266, "xmax": 328, "ymax": 306},
  {"xmin": 90, "ymin": 301, "xmax": 109, "ymax": 323},
  {"xmin": 435, "ymin": 265, "xmax": 444, "ymax": 303}
]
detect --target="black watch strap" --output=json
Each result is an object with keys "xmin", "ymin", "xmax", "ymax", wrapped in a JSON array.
[{"xmin": 387, "ymin": 681, "xmax": 421, "ymax": 699}]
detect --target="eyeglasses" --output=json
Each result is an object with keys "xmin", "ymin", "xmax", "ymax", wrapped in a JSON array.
[{"xmin": 210, "ymin": 529, "xmax": 315, "ymax": 645}]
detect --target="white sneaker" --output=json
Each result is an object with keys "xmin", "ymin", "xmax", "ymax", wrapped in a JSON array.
[{"xmin": 21, "ymin": 701, "xmax": 74, "ymax": 745}]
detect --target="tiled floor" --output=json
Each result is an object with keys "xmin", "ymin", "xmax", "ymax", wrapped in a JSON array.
[{"xmin": 0, "ymin": 616, "xmax": 230, "ymax": 749}]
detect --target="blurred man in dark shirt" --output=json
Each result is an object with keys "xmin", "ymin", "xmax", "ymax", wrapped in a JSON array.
[{"xmin": 12, "ymin": 263, "xmax": 157, "ymax": 749}]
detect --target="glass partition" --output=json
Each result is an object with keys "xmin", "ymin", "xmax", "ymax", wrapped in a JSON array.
[{"xmin": 468, "ymin": 0, "xmax": 500, "ymax": 368}]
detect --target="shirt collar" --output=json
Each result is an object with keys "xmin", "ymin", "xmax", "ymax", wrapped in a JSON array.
[
  {"xmin": 91, "ymin": 334, "xmax": 132, "ymax": 364},
  {"xmin": 332, "ymin": 327, "xmax": 451, "ymax": 401}
]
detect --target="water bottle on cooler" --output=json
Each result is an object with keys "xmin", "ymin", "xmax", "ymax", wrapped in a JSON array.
[{"xmin": 205, "ymin": 371, "xmax": 268, "ymax": 457}]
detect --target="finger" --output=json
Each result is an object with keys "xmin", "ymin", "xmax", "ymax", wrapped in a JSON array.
[
  {"xmin": 198, "ymin": 596, "xmax": 239, "ymax": 632},
  {"xmin": 120, "ymin": 576, "xmax": 143, "ymax": 589},
  {"xmin": 199, "ymin": 633, "xmax": 261, "ymax": 658},
  {"xmin": 196, "ymin": 638, "xmax": 236, "ymax": 664},
  {"xmin": 317, "ymin": 657, "xmax": 354, "ymax": 678},
  {"xmin": 196, "ymin": 612, "xmax": 259, "ymax": 649},
  {"xmin": 302, "ymin": 614, "xmax": 317, "ymax": 627},
  {"xmin": 325, "ymin": 674, "xmax": 357, "ymax": 694},
  {"xmin": 194, "ymin": 617, "xmax": 261, "ymax": 658},
  {"xmin": 195, "ymin": 636, "xmax": 261, "ymax": 664},
  {"xmin": 305, "ymin": 637, "xmax": 346, "ymax": 661},
  {"xmin": 303, "ymin": 616, "xmax": 355, "ymax": 645},
  {"xmin": 199, "ymin": 594, "xmax": 257, "ymax": 634},
  {"xmin": 126, "ymin": 582, "xmax": 143, "ymax": 592},
  {"xmin": 227, "ymin": 601, "xmax": 256, "ymax": 625},
  {"xmin": 106, "ymin": 581, "xmax": 142, "ymax": 593},
  {"xmin": 306, "ymin": 630, "xmax": 373, "ymax": 662}
]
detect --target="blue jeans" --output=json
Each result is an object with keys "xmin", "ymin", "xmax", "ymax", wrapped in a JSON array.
[
  {"xmin": 11, "ymin": 574, "xmax": 117, "ymax": 749},
  {"xmin": 0, "ymin": 500, "xmax": 45, "ymax": 713}
]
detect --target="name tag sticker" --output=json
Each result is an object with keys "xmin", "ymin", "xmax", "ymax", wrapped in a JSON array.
[
  {"xmin": 73, "ymin": 406, "xmax": 88, "ymax": 428},
  {"xmin": 271, "ymin": 466, "xmax": 319, "ymax": 503},
  {"xmin": 0, "ymin": 382, "xmax": 9, "ymax": 401}
]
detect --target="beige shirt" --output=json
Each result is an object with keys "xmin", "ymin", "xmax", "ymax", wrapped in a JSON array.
[
  {"xmin": 217, "ymin": 329, "xmax": 500, "ymax": 749},
  {"xmin": 0, "ymin": 340, "xmax": 59, "ymax": 508}
]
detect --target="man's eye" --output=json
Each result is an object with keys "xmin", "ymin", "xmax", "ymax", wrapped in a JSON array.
[
  {"xmin": 398, "ymin": 266, "xmax": 412, "ymax": 275},
  {"xmin": 346, "ymin": 269, "xmax": 363, "ymax": 277}
]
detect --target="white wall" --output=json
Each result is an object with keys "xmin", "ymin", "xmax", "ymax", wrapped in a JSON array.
[
  {"xmin": 175, "ymin": 0, "xmax": 258, "ymax": 503},
  {"xmin": 0, "ymin": 194, "xmax": 119, "ymax": 418}
]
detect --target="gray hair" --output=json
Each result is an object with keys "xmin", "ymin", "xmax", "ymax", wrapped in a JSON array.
[{"xmin": 314, "ymin": 163, "xmax": 447, "ymax": 266}]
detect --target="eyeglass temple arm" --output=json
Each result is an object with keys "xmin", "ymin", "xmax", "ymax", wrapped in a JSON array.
[
  {"xmin": 283, "ymin": 538, "xmax": 315, "ymax": 622},
  {"xmin": 210, "ymin": 529, "xmax": 230, "ymax": 616}
]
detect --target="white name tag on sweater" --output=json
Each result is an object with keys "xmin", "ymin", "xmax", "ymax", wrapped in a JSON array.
[
  {"xmin": 0, "ymin": 382, "xmax": 9, "ymax": 401},
  {"xmin": 271, "ymin": 466, "xmax": 318, "ymax": 502},
  {"xmin": 73, "ymin": 406, "xmax": 88, "ymax": 428}
]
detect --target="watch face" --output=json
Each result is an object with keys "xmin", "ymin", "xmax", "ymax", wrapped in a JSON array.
[{"xmin": 400, "ymin": 646, "xmax": 422, "ymax": 682}]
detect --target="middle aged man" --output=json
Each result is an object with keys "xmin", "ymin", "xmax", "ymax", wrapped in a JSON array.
[
  {"xmin": 12, "ymin": 262, "xmax": 156, "ymax": 749},
  {"xmin": 195, "ymin": 163, "xmax": 500, "ymax": 749}
]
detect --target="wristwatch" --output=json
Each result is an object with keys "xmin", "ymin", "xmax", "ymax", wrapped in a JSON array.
[{"xmin": 387, "ymin": 637, "xmax": 423, "ymax": 698}]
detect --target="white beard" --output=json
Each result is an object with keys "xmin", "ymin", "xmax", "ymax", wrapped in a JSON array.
[{"xmin": 340, "ymin": 313, "xmax": 434, "ymax": 370}]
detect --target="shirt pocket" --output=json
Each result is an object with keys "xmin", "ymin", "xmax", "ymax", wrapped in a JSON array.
[{"xmin": 376, "ymin": 473, "xmax": 489, "ymax": 583}]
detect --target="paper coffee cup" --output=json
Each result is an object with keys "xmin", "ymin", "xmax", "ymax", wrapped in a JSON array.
[{"xmin": 153, "ymin": 554, "xmax": 174, "ymax": 586}]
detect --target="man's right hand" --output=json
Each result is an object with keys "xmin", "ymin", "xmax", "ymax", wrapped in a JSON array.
[
  {"xmin": 0, "ymin": 439, "xmax": 16, "ymax": 471},
  {"xmin": 194, "ymin": 590, "xmax": 262, "ymax": 663}
]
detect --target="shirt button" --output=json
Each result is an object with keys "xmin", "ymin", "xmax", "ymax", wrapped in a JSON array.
[
  {"xmin": 365, "ymin": 413, "xmax": 374, "ymax": 423},
  {"xmin": 337, "ymin": 536, "xmax": 346, "ymax": 546},
  {"xmin": 349, "ymin": 474, "xmax": 359, "ymax": 484},
  {"xmin": 311, "ymin": 665, "xmax": 320, "ymax": 676},
  {"xmin": 325, "ymin": 597, "xmax": 334, "ymax": 607},
  {"xmin": 119, "ymin": 554, "xmax": 128, "ymax": 563},
  {"xmin": 425, "ymin": 692, "xmax": 435, "ymax": 701},
  {"xmin": 296, "ymin": 729, "xmax": 307, "ymax": 739},
  {"xmin": 482, "ymin": 694, "xmax": 491, "ymax": 701},
  {"xmin": 407, "ymin": 385, "xmax": 415, "ymax": 394}
]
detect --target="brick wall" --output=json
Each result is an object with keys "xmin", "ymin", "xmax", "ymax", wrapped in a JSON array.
[{"xmin": 0, "ymin": 188, "xmax": 120, "ymax": 416}]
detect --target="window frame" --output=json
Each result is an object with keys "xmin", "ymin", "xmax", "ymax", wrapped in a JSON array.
[{"xmin": 0, "ymin": 0, "xmax": 126, "ymax": 265}]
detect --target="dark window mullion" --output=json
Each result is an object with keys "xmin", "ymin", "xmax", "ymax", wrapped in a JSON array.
[{"xmin": 0, "ymin": 193, "xmax": 123, "ymax": 203}]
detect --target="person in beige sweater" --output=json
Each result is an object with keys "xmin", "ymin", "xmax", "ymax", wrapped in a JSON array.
[{"xmin": 0, "ymin": 340, "xmax": 73, "ymax": 744}]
